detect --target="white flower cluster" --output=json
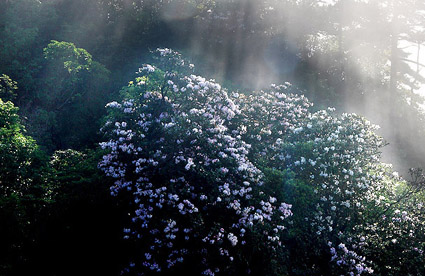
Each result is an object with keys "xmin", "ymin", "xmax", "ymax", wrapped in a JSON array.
[
  {"xmin": 329, "ymin": 241, "xmax": 374, "ymax": 275},
  {"xmin": 140, "ymin": 64, "xmax": 155, "ymax": 73},
  {"xmin": 232, "ymin": 84, "xmax": 312, "ymax": 160}
]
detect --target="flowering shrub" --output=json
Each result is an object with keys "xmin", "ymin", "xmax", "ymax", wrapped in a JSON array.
[
  {"xmin": 99, "ymin": 49, "xmax": 293, "ymax": 275},
  {"xmin": 273, "ymin": 109, "xmax": 387, "ymax": 274},
  {"xmin": 99, "ymin": 49, "xmax": 425, "ymax": 275},
  {"xmin": 239, "ymin": 97, "xmax": 425, "ymax": 275}
]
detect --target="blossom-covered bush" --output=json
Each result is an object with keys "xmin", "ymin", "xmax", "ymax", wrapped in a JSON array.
[
  {"xmin": 99, "ymin": 49, "xmax": 425, "ymax": 275},
  {"xmin": 99, "ymin": 49, "xmax": 293, "ymax": 275},
  {"xmin": 235, "ymin": 89, "xmax": 425, "ymax": 275},
  {"xmin": 235, "ymin": 93, "xmax": 425, "ymax": 275},
  {"xmin": 272, "ymin": 109, "xmax": 425, "ymax": 275}
]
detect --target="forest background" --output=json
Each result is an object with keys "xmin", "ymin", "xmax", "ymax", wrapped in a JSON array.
[{"xmin": 2, "ymin": 0, "xmax": 425, "ymax": 275}]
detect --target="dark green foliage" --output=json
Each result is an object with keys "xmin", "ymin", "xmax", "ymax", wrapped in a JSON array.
[
  {"xmin": 0, "ymin": 99, "xmax": 46, "ymax": 275},
  {"xmin": 26, "ymin": 40, "xmax": 111, "ymax": 151},
  {"xmin": 0, "ymin": 146, "xmax": 131, "ymax": 275},
  {"xmin": 0, "ymin": 100, "xmax": 128, "ymax": 275},
  {"xmin": 0, "ymin": 0, "xmax": 56, "ymax": 102},
  {"xmin": 19, "ymin": 149, "xmax": 130, "ymax": 276},
  {"xmin": 0, "ymin": 99, "xmax": 43, "ymax": 197},
  {"xmin": 0, "ymin": 74, "xmax": 18, "ymax": 102},
  {"xmin": 262, "ymin": 167, "xmax": 331, "ymax": 275}
]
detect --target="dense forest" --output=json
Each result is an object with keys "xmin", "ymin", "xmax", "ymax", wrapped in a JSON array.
[{"xmin": 2, "ymin": 0, "xmax": 425, "ymax": 275}]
